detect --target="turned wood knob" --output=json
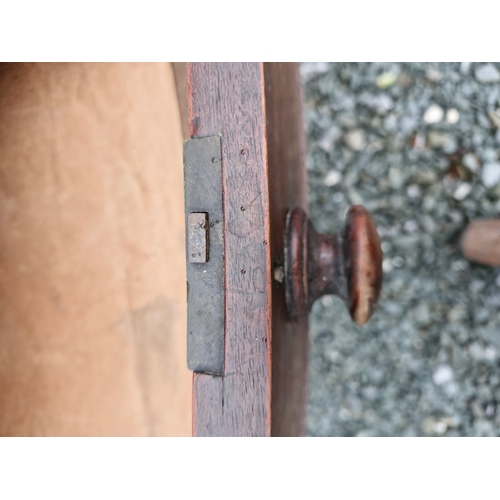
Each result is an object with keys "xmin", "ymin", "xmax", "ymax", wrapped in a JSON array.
[
  {"xmin": 460, "ymin": 219, "xmax": 500, "ymax": 266},
  {"xmin": 284, "ymin": 205, "xmax": 383, "ymax": 325}
]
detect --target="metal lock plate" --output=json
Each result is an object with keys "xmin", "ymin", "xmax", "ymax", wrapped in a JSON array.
[{"xmin": 183, "ymin": 136, "xmax": 225, "ymax": 375}]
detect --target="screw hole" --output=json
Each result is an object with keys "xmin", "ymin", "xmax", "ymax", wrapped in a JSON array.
[
  {"xmin": 241, "ymin": 269, "xmax": 246, "ymax": 275},
  {"xmin": 240, "ymin": 206, "xmax": 245, "ymax": 212}
]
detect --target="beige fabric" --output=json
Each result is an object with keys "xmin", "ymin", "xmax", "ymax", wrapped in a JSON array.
[{"xmin": 0, "ymin": 63, "xmax": 191, "ymax": 436}]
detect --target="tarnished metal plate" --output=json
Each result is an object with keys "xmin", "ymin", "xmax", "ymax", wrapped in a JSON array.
[
  {"xmin": 184, "ymin": 136, "xmax": 224, "ymax": 375},
  {"xmin": 188, "ymin": 212, "xmax": 208, "ymax": 263}
]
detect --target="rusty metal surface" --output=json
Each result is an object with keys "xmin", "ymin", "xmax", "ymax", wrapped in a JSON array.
[
  {"xmin": 187, "ymin": 212, "xmax": 208, "ymax": 263},
  {"xmin": 184, "ymin": 136, "xmax": 224, "ymax": 374}
]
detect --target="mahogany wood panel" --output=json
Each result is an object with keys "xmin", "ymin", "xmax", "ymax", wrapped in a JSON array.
[
  {"xmin": 0, "ymin": 63, "xmax": 191, "ymax": 435},
  {"xmin": 264, "ymin": 63, "xmax": 309, "ymax": 436},
  {"xmin": 189, "ymin": 63, "xmax": 309, "ymax": 436}
]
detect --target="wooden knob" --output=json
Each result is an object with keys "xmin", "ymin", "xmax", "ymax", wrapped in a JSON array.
[
  {"xmin": 460, "ymin": 219, "xmax": 500, "ymax": 266},
  {"xmin": 284, "ymin": 205, "xmax": 383, "ymax": 325}
]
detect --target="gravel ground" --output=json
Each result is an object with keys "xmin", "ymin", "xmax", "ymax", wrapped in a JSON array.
[{"xmin": 302, "ymin": 62, "xmax": 500, "ymax": 436}]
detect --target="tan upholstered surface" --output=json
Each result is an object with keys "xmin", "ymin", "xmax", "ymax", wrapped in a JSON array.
[{"xmin": 0, "ymin": 63, "xmax": 191, "ymax": 435}]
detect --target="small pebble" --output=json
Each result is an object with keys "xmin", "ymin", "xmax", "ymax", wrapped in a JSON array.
[
  {"xmin": 485, "ymin": 347, "xmax": 497, "ymax": 361},
  {"xmin": 423, "ymin": 104, "xmax": 444, "ymax": 124},
  {"xmin": 392, "ymin": 256, "xmax": 405, "ymax": 268},
  {"xmin": 446, "ymin": 108, "xmax": 460, "ymax": 124},
  {"xmin": 323, "ymin": 170, "xmax": 342, "ymax": 186},
  {"xmin": 453, "ymin": 182, "xmax": 472, "ymax": 200},
  {"xmin": 344, "ymin": 129, "xmax": 366, "ymax": 151},
  {"xmin": 300, "ymin": 62, "xmax": 330, "ymax": 81},
  {"xmin": 427, "ymin": 131, "xmax": 454, "ymax": 149},
  {"xmin": 407, "ymin": 184, "xmax": 421, "ymax": 198},
  {"xmin": 475, "ymin": 64, "xmax": 500, "ymax": 84},
  {"xmin": 382, "ymin": 258, "xmax": 393, "ymax": 273},
  {"xmin": 460, "ymin": 62, "xmax": 471, "ymax": 74},
  {"xmin": 482, "ymin": 148, "xmax": 498, "ymax": 162},
  {"xmin": 489, "ymin": 109, "xmax": 500, "ymax": 129},
  {"xmin": 462, "ymin": 153, "xmax": 480, "ymax": 173},
  {"xmin": 481, "ymin": 162, "xmax": 500, "ymax": 188},
  {"xmin": 426, "ymin": 68, "xmax": 443, "ymax": 82},
  {"xmin": 433, "ymin": 365, "xmax": 454, "ymax": 385},
  {"xmin": 318, "ymin": 126, "xmax": 342, "ymax": 152},
  {"xmin": 376, "ymin": 72, "xmax": 398, "ymax": 89},
  {"xmin": 404, "ymin": 219, "xmax": 418, "ymax": 232}
]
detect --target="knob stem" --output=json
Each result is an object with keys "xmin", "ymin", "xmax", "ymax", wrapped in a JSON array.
[{"xmin": 284, "ymin": 206, "xmax": 382, "ymax": 325}]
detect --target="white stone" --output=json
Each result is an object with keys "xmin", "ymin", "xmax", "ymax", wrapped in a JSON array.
[
  {"xmin": 323, "ymin": 170, "xmax": 342, "ymax": 186},
  {"xmin": 446, "ymin": 108, "xmax": 460, "ymax": 124},
  {"xmin": 475, "ymin": 64, "xmax": 500, "ymax": 83},
  {"xmin": 423, "ymin": 104, "xmax": 444, "ymax": 124},
  {"xmin": 382, "ymin": 258, "xmax": 393, "ymax": 273},
  {"xmin": 453, "ymin": 183, "xmax": 472, "ymax": 200},
  {"xmin": 407, "ymin": 184, "xmax": 421, "ymax": 198},
  {"xmin": 462, "ymin": 153, "xmax": 480, "ymax": 173},
  {"xmin": 344, "ymin": 129, "xmax": 366, "ymax": 151},
  {"xmin": 433, "ymin": 365, "xmax": 453, "ymax": 385},
  {"xmin": 485, "ymin": 347, "xmax": 497, "ymax": 361},
  {"xmin": 426, "ymin": 68, "xmax": 443, "ymax": 82},
  {"xmin": 481, "ymin": 162, "xmax": 500, "ymax": 188}
]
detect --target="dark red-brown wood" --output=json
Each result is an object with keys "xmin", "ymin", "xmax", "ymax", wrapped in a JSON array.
[
  {"xmin": 285, "ymin": 205, "xmax": 382, "ymax": 326},
  {"xmin": 265, "ymin": 63, "xmax": 309, "ymax": 437},
  {"xmin": 188, "ymin": 63, "xmax": 309, "ymax": 436},
  {"xmin": 461, "ymin": 219, "xmax": 500, "ymax": 266}
]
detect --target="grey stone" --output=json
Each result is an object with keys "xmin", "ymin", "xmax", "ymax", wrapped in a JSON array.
[
  {"xmin": 475, "ymin": 64, "xmax": 500, "ymax": 84},
  {"xmin": 427, "ymin": 131, "xmax": 455, "ymax": 149},
  {"xmin": 462, "ymin": 152, "xmax": 480, "ymax": 172},
  {"xmin": 481, "ymin": 162, "xmax": 500, "ymax": 188}
]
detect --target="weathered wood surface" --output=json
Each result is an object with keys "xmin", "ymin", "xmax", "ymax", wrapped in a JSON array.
[
  {"xmin": 189, "ymin": 62, "xmax": 309, "ymax": 436},
  {"xmin": 0, "ymin": 63, "xmax": 192, "ymax": 436},
  {"xmin": 264, "ymin": 63, "xmax": 309, "ymax": 437}
]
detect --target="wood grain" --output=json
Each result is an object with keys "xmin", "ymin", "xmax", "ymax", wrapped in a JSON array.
[
  {"xmin": 0, "ymin": 63, "xmax": 192, "ymax": 436},
  {"xmin": 189, "ymin": 63, "xmax": 309, "ymax": 436},
  {"xmin": 264, "ymin": 63, "xmax": 309, "ymax": 436},
  {"xmin": 190, "ymin": 63, "xmax": 272, "ymax": 436}
]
